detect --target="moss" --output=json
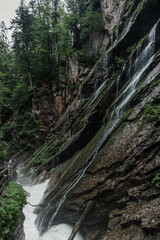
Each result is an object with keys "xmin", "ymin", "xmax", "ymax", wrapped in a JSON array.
[
  {"xmin": 27, "ymin": 134, "xmax": 59, "ymax": 169},
  {"xmin": 114, "ymin": 56, "xmax": 126, "ymax": 69},
  {"xmin": 69, "ymin": 125, "xmax": 105, "ymax": 176},
  {"xmin": 150, "ymin": 78, "xmax": 160, "ymax": 88},
  {"xmin": 107, "ymin": 122, "xmax": 127, "ymax": 147},
  {"xmin": 72, "ymin": 79, "xmax": 115, "ymax": 132},
  {"xmin": 151, "ymin": 173, "xmax": 160, "ymax": 188},
  {"xmin": 71, "ymin": 107, "xmax": 132, "ymax": 176},
  {"xmin": 143, "ymin": 103, "xmax": 160, "ymax": 122},
  {"xmin": 126, "ymin": 0, "xmax": 136, "ymax": 15},
  {"xmin": 121, "ymin": 108, "xmax": 133, "ymax": 121},
  {"xmin": 127, "ymin": 44, "xmax": 137, "ymax": 55}
]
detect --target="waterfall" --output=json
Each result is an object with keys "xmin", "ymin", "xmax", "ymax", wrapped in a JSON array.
[
  {"xmin": 111, "ymin": 19, "xmax": 158, "ymax": 120},
  {"xmin": 22, "ymin": 180, "xmax": 84, "ymax": 240},
  {"xmin": 111, "ymin": 27, "xmax": 119, "ymax": 47},
  {"xmin": 23, "ymin": 180, "xmax": 49, "ymax": 240},
  {"xmin": 87, "ymin": 80, "xmax": 107, "ymax": 108},
  {"xmin": 36, "ymin": 19, "xmax": 159, "ymax": 235}
]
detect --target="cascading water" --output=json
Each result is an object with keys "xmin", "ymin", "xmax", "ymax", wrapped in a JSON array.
[
  {"xmin": 36, "ymin": 19, "xmax": 159, "ymax": 236},
  {"xmin": 87, "ymin": 80, "xmax": 107, "ymax": 108},
  {"xmin": 111, "ymin": 19, "xmax": 158, "ymax": 120},
  {"xmin": 22, "ymin": 180, "xmax": 84, "ymax": 240}
]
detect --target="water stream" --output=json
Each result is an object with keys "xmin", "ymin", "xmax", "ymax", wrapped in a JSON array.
[{"xmin": 22, "ymin": 180, "xmax": 84, "ymax": 240}]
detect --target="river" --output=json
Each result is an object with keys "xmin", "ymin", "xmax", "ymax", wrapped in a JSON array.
[{"xmin": 22, "ymin": 180, "xmax": 84, "ymax": 240}]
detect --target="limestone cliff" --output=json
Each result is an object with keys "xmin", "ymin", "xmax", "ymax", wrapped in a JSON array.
[{"xmin": 20, "ymin": 0, "xmax": 160, "ymax": 239}]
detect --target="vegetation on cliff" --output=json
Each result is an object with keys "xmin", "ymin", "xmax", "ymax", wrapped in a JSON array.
[{"xmin": 0, "ymin": 182, "xmax": 26, "ymax": 240}]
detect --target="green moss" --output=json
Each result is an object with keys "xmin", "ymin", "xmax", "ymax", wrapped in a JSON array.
[
  {"xmin": 72, "ymin": 79, "xmax": 115, "ymax": 132},
  {"xmin": 143, "ymin": 103, "xmax": 160, "ymax": 122},
  {"xmin": 114, "ymin": 56, "xmax": 126, "ymax": 69},
  {"xmin": 27, "ymin": 134, "xmax": 58, "ymax": 169},
  {"xmin": 107, "ymin": 122, "xmax": 127, "ymax": 147},
  {"xmin": 150, "ymin": 78, "xmax": 160, "ymax": 88},
  {"xmin": 127, "ymin": 44, "xmax": 137, "ymax": 55},
  {"xmin": 69, "ymin": 125, "xmax": 105, "ymax": 176},
  {"xmin": 126, "ymin": 0, "xmax": 136, "ymax": 14},
  {"xmin": 70, "ymin": 108, "xmax": 131, "ymax": 176},
  {"xmin": 0, "ymin": 182, "xmax": 27, "ymax": 240},
  {"xmin": 152, "ymin": 173, "xmax": 160, "ymax": 188},
  {"xmin": 121, "ymin": 108, "xmax": 133, "ymax": 121}
]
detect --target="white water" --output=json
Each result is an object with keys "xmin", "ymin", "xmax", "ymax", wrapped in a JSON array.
[
  {"xmin": 22, "ymin": 180, "xmax": 84, "ymax": 240},
  {"xmin": 87, "ymin": 80, "xmax": 107, "ymax": 108},
  {"xmin": 111, "ymin": 19, "xmax": 158, "ymax": 120}
]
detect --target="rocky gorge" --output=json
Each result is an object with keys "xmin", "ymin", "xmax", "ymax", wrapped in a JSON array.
[{"xmin": 11, "ymin": 0, "xmax": 160, "ymax": 239}]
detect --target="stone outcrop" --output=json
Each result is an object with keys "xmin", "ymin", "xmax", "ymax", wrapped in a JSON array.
[{"xmin": 101, "ymin": 0, "xmax": 129, "ymax": 34}]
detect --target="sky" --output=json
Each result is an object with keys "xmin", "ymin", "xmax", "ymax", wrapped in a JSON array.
[{"xmin": 0, "ymin": 0, "xmax": 29, "ymax": 40}]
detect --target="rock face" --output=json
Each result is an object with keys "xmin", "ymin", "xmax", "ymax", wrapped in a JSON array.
[
  {"xmin": 13, "ymin": 212, "xmax": 25, "ymax": 240},
  {"xmin": 23, "ymin": 0, "xmax": 160, "ymax": 239},
  {"xmin": 101, "ymin": 0, "xmax": 129, "ymax": 33}
]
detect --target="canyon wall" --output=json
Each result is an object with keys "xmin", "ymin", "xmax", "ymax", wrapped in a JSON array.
[{"xmin": 20, "ymin": 0, "xmax": 160, "ymax": 239}]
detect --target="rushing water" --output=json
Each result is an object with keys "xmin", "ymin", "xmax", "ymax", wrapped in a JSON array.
[{"xmin": 22, "ymin": 180, "xmax": 84, "ymax": 240}]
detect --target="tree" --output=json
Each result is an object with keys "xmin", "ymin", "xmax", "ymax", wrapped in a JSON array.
[{"xmin": 11, "ymin": 0, "xmax": 34, "ymax": 87}]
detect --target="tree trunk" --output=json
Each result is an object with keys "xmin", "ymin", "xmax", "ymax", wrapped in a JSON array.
[{"xmin": 68, "ymin": 201, "xmax": 95, "ymax": 240}]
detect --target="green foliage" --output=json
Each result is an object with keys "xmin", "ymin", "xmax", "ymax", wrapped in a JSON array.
[
  {"xmin": 152, "ymin": 173, "xmax": 160, "ymax": 188},
  {"xmin": 28, "ymin": 134, "xmax": 58, "ymax": 169},
  {"xmin": 0, "ymin": 108, "xmax": 39, "ymax": 159},
  {"xmin": 0, "ymin": 182, "xmax": 27, "ymax": 240},
  {"xmin": 80, "ymin": 10, "xmax": 103, "ymax": 40},
  {"xmin": 114, "ymin": 56, "xmax": 126, "ymax": 69},
  {"xmin": 150, "ymin": 78, "xmax": 160, "ymax": 88},
  {"xmin": 126, "ymin": 44, "xmax": 137, "ymax": 55},
  {"xmin": 65, "ymin": 0, "xmax": 103, "ymax": 48},
  {"xmin": 11, "ymin": 83, "xmax": 35, "ymax": 111},
  {"xmin": 75, "ymin": 49, "xmax": 100, "ymax": 66},
  {"xmin": 143, "ymin": 103, "xmax": 160, "ymax": 122}
]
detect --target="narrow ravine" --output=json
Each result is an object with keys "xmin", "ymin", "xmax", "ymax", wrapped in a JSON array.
[{"xmin": 22, "ymin": 180, "xmax": 84, "ymax": 240}]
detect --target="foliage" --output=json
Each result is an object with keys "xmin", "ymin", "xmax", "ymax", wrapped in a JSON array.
[
  {"xmin": 152, "ymin": 173, "xmax": 160, "ymax": 188},
  {"xmin": 114, "ymin": 56, "xmax": 126, "ymax": 69},
  {"xmin": 143, "ymin": 103, "xmax": 160, "ymax": 122},
  {"xmin": 0, "ymin": 182, "xmax": 27, "ymax": 240},
  {"xmin": 126, "ymin": 44, "xmax": 137, "ymax": 55},
  {"xmin": 27, "ymin": 134, "xmax": 58, "ymax": 169},
  {"xmin": 150, "ymin": 78, "xmax": 160, "ymax": 88},
  {"xmin": 65, "ymin": 0, "xmax": 103, "ymax": 48}
]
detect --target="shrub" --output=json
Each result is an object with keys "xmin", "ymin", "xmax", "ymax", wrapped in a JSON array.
[
  {"xmin": 114, "ymin": 56, "xmax": 126, "ymax": 69},
  {"xmin": 152, "ymin": 173, "xmax": 160, "ymax": 188},
  {"xmin": 0, "ymin": 182, "xmax": 27, "ymax": 240},
  {"xmin": 143, "ymin": 103, "xmax": 160, "ymax": 122}
]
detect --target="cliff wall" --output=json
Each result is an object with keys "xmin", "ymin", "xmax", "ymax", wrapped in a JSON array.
[{"xmin": 20, "ymin": 0, "xmax": 160, "ymax": 239}]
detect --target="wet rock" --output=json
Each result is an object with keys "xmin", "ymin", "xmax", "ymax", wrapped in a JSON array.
[{"xmin": 13, "ymin": 212, "xmax": 25, "ymax": 240}]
